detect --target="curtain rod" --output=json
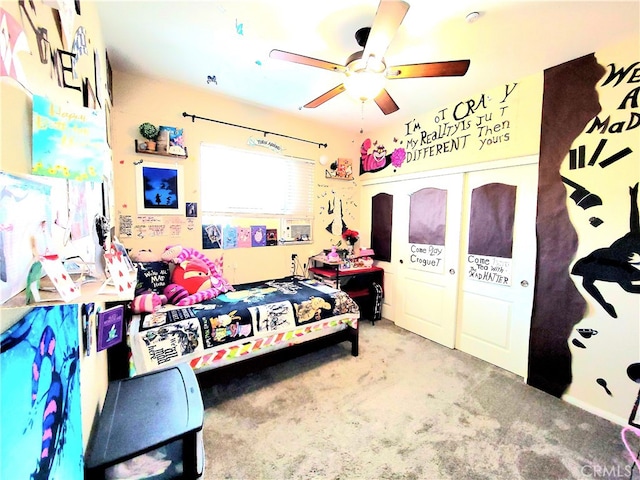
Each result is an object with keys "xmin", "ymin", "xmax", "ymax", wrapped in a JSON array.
[{"xmin": 182, "ymin": 112, "xmax": 328, "ymax": 149}]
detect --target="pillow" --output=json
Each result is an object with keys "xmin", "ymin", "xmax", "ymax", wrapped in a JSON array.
[{"xmin": 133, "ymin": 261, "xmax": 171, "ymax": 295}]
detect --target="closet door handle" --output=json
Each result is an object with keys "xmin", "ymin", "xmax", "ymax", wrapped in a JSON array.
[{"xmin": 449, "ymin": 268, "xmax": 456, "ymax": 275}]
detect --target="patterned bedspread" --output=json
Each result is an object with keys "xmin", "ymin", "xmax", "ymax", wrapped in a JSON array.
[{"xmin": 129, "ymin": 276, "xmax": 359, "ymax": 374}]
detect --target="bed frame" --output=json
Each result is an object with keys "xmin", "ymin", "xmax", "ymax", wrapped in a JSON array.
[{"xmin": 195, "ymin": 322, "xmax": 358, "ymax": 387}]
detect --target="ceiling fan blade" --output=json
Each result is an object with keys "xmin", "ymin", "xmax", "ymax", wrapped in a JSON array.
[
  {"xmin": 363, "ymin": 0, "xmax": 410, "ymax": 62},
  {"xmin": 304, "ymin": 84, "xmax": 346, "ymax": 109},
  {"xmin": 374, "ymin": 88, "xmax": 399, "ymax": 115},
  {"xmin": 386, "ymin": 60, "xmax": 471, "ymax": 79},
  {"xmin": 270, "ymin": 49, "xmax": 345, "ymax": 72}
]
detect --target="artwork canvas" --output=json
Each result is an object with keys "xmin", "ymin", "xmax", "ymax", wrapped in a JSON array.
[
  {"xmin": 251, "ymin": 225, "xmax": 266, "ymax": 247},
  {"xmin": 202, "ymin": 224, "xmax": 222, "ymax": 249},
  {"xmin": 237, "ymin": 227, "xmax": 251, "ymax": 248},
  {"xmin": 135, "ymin": 161, "xmax": 184, "ymax": 215},
  {"xmin": 31, "ymin": 95, "xmax": 108, "ymax": 182},
  {"xmin": 157, "ymin": 125, "xmax": 185, "ymax": 156},
  {"xmin": 223, "ymin": 225, "xmax": 238, "ymax": 249},
  {"xmin": 266, "ymin": 228, "xmax": 278, "ymax": 246},
  {"xmin": 0, "ymin": 305, "xmax": 83, "ymax": 479}
]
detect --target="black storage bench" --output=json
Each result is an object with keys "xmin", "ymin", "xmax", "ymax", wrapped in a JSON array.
[{"xmin": 84, "ymin": 363, "xmax": 204, "ymax": 479}]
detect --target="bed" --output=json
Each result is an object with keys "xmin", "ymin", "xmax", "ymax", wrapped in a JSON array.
[{"xmin": 128, "ymin": 276, "xmax": 360, "ymax": 377}]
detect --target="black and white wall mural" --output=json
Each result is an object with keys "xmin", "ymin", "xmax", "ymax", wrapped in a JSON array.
[{"xmin": 531, "ymin": 37, "xmax": 639, "ymax": 424}]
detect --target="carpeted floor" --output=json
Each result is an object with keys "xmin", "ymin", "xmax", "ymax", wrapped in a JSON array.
[{"xmin": 199, "ymin": 319, "xmax": 638, "ymax": 480}]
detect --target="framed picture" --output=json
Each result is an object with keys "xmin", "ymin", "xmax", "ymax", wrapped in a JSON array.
[{"xmin": 135, "ymin": 161, "xmax": 184, "ymax": 215}]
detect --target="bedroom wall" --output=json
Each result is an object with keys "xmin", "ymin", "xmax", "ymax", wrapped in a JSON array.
[
  {"xmin": 110, "ymin": 69, "xmax": 365, "ymax": 284},
  {"xmin": 0, "ymin": 0, "xmax": 113, "ymax": 455},
  {"xmin": 363, "ymin": 35, "xmax": 639, "ymax": 426}
]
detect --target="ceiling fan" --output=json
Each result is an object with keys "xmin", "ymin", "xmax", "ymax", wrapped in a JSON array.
[{"xmin": 269, "ymin": 0, "xmax": 470, "ymax": 115}]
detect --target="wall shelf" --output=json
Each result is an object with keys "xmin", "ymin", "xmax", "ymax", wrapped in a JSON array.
[{"xmin": 134, "ymin": 139, "xmax": 188, "ymax": 159}]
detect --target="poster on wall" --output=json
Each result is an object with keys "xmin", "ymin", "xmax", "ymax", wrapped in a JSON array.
[
  {"xmin": 31, "ymin": 95, "xmax": 109, "ymax": 182},
  {"xmin": 0, "ymin": 172, "xmax": 53, "ymax": 304},
  {"xmin": 135, "ymin": 161, "xmax": 184, "ymax": 215},
  {"xmin": 406, "ymin": 244, "xmax": 445, "ymax": 273},
  {"xmin": 466, "ymin": 254, "xmax": 512, "ymax": 286},
  {"xmin": 202, "ymin": 224, "xmax": 222, "ymax": 249},
  {"xmin": 0, "ymin": 305, "xmax": 83, "ymax": 479}
]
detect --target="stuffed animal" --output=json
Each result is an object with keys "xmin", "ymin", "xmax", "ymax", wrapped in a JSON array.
[
  {"xmin": 162, "ymin": 244, "xmax": 219, "ymax": 272},
  {"xmin": 162, "ymin": 245, "xmax": 233, "ymax": 293},
  {"xmin": 172, "ymin": 258, "xmax": 212, "ymax": 295},
  {"xmin": 164, "ymin": 257, "xmax": 229, "ymax": 306},
  {"xmin": 130, "ymin": 249, "xmax": 162, "ymax": 262},
  {"xmin": 131, "ymin": 292, "xmax": 167, "ymax": 313}
]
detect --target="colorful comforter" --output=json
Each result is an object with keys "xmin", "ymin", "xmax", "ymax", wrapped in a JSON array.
[{"xmin": 129, "ymin": 276, "xmax": 359, "ymax": 374}]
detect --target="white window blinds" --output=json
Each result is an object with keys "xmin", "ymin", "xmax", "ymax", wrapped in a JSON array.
[{"xmin": 200, "ymin": 143, "xmax": 314, "ymax": 217}]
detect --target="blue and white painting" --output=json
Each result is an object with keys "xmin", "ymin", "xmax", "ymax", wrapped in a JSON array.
[
  {"xmin": 31, "ymin": 95, "xmax": 108, "ymax": 182},
  {"xmin": 0, "ymin": 305, "xmax": 82, "ymax": 479}
]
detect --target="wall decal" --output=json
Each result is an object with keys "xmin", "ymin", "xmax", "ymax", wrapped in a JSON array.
[
  {"xmin": 93, "ymin": 49, "xmax": 102, "ymax": 108},
  {"xmin": 105, "ymin": 50, "xmax": 113, "ymax": 104},
  {"xmin": 589, "ymin": 217, "xmax": 604, "ymax": 227},
  {"xmin": 359, "ymin": 138, "xmax": 406, "ymax": 174},
  {"xmin": 572, "ymin": 339, "xmax": 586, "ymax": 349},
  {"xmin": 597, "ymin": 378, "xmax": 613, "ymax": 396},
  {"xmin": 17, "ymin": 1, "xmax": 50, "ymax": 64},
  {"xmin": 70, "ymin": 26, "xmax": 87, "ymax": 78},
  {"xmin": 570, "ymin": 183, "xmax": 640, "ymax": 318},
  {"xmin": 568, "ymin": 138, "xmax": 633, "ymax": 170},
  {"xmin": 325, "ymin": 197, "xmax": 347, "ymax": 235},
  {"xmin": 532, "ymin": 40, "xmax": 639, "ymax": 427},
  {"xmin": 561, "ymin": 176, "xmax": 602, "ymax": 209},
  {"xmin": 528, "ymin": 54, "xmax": 603, "ymax": 397},
  {"xmin": 577, "ymin": 328, "xmax": 598, "ymax": 339},
  {"xmin": 46, "ymin": 0, "xmax": 76, "ymax": 49},
  {"xmin": 57, "ymin": 49, "xmax": 80, "ymax": 91}
]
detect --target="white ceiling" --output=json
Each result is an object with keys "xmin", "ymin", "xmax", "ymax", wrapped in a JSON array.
[{"xmin": 95, "ymin": 0, "xmax": 639, "ymax": 134}]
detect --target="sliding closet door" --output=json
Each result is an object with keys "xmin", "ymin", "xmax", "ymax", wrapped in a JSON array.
[
  {"xmin": 393, "ymin": 175, "xmax": 464, "ymax": 348},
  {"xmin": 456, "ymin": 163, "xmax": 538, "ymax": 377}
]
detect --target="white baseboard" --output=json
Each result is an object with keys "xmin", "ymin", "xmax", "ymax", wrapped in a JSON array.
[{"xmin": 562, "ymin": 394, "xmax": 628, "ymax": 427}]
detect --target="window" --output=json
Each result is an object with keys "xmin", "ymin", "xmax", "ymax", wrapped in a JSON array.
[{"xmin": 200, "ymin": 143, "xmax": 314, "ymax": 242}]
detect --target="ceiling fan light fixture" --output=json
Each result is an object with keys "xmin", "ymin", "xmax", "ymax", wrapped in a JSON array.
[
  {"xmin": 344, "ymin": 52, "xmax": 386, "ymax": 102},
  {"xmin": 344, "ymin": 69, "xmax": 386, "ymax": 102}
]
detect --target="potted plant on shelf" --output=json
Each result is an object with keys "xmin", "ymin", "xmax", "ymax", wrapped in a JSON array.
[{"xmin": 139, "ymin": 122, "xmax": 159, "ymax": 151}]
